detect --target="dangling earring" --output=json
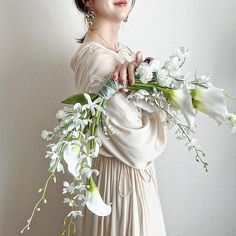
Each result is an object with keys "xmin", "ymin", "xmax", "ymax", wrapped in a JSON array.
[{"xmin": 85, "ymin": 8, "xmax": 96, "ymax": 27}]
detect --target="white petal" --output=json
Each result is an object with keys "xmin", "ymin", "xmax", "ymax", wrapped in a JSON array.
[
  {"xmin": 57, "ymin": 162, "xmax": 65, "ymax": 173},
  {"xmin": 63, "ymin": 144, "xmax": 81, "ymax": 177},
  {"xmin": 86, "ymin": 188, "xmax": 112, "ymax": 216},
  {"xmin": 169, "ymin": 89, "xmax": 196, "ymax": 129},
  {"xmin": 192, "ymin": 87, "xmax": 228, "ymax": 125}
]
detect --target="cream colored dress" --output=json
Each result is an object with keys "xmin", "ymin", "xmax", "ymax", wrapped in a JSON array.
[{"xmin": 70, "ymin": 41, "xmax": 167, "ymax": 236}]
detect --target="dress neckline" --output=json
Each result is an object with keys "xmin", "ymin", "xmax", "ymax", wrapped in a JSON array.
[{"xmin": 80, "ymin": 41, "xmax": 124, "ymax": 56}]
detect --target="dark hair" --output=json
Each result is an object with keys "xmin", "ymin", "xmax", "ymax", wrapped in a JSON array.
[{"xmin": 74, "ymin": 0, "xmax": 136, "ymax": 43}]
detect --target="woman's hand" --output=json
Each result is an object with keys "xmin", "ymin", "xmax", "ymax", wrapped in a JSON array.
[{"xmin": 111, "ymin": 51, "xmax": 154, "ymax": 93}]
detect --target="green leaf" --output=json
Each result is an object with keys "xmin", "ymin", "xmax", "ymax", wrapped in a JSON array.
[{"xmin": 61, "ymin": 93, "xmax": 97, "ymax": 105}]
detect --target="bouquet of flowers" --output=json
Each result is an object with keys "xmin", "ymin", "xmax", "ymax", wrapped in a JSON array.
[{"xmin": 20, "ymin": 47, "xmax": 236, "ymax": 235}]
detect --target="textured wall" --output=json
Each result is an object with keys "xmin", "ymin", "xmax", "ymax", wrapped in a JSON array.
[{"xmin": 0, "ymin": 0, "xmax": 235, "ymax": 235}]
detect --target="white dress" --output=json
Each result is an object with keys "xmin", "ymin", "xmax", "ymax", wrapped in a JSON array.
[{"xmin": 70, "ymin": 41, "xmax": 167, "ymax": 236}]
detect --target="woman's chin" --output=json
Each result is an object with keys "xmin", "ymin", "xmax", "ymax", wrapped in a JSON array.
[{"xmin": 112, "ymin": 14, "xmax": 128, "ymax": 23}]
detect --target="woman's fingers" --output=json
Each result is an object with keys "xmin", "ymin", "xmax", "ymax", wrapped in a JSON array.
[
  {"xmin": 111, "ymin": 51, "xmax": 145, "ymax": 93},
  {"xmin": 135, "ymin": 51, "xmax": 143, "ymax": 65},
  {"xmin": 111, "ymin": 64, "xmax": 121, "ymax": 80},
  {"xmin": 111, "ymin": 63, "xmax": 129, "ymax": 92},
  {"xmin": 127, "ymin": 62, "xmax": 136, "ymax": 85},
  {"xmin": 119, "ymin": 61, "xmax": 129, "ymax": 86},
  {"xmin": 119, "ymin": 62, "xmax": 130, "ymax": 92}
]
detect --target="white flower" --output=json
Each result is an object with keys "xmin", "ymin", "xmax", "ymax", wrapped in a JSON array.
[
  {"xmin": 179, "ymin": 78, "xmax": 192, "ymax": 90},
  {"xmin": 127, "ymin": 89, "xmax": 148, "ymax": 101},
  {"xmin": 164, "ymin": 56, "xmax": 180, "ymax": 74},
  {"xmin": 127, "ymin": 89, "xmax": 157, "ymax": 113},
  {"xmin": 81, "ymin": 167, "xmax": 99, "ymax": 179},
  {"xmin": 83, "ymin": 93, "xmax": 104, "ymax": 116},
  {"xmin": 56, "ymin": 161, "xmax": 65, "ymax": 173},
  {"xmin": 162, "ymin": 88, "xmax": 196, "ymax": 129},
  {"xmin": 85, "ymin": 177, "xmax": 112, "ymax": 216},
  {"xmin": 41, "ymin": 130, "xmax": 52, "ymax": 140},
  {"xmin": 156, "ymin": 68, "xmax": 173, "ymax": 87},
  {"xmin": 191, "ymin": 87, "xmax": 228, "ymax": 125},
  {"xmin": 62, "ymin": 181, "xmax": 80, "ymax": 194},
  {"xmin": 56, "ymin": 109, "xmax": 67, "ymax": 120},
  {"xmin": 46, "ymin": 142, "xmax": 61, "ymax": 152},
  {"xmin": 67, "ymin": 210, "xmax": 83, "ymax": 218},
  {"xmin": 227, "ymin": 113, "xmax": 236, "ymax": 133},
  {"xmin": 149, "ymin": 58, "xmax": 162, "ymax": 72},
  {"xmin": 74, "ymin": 103, "xmax": 82, "ymax": 111},
  {"xmin": 76, "ymin": 182, "xmax": 88, "ymax": 192},
  {"xmin": 63, "ymin": 142, "xmax": 84, "ymax": 178},
  {"xmin": 176, "ymin": 47, "xmax": 190, "ymax": 61},
  {"xmin": 63, "ymin": 198, "xmax": 74, "ymax": 207},
  {"xmin": 135, "ymin": 62, "xmax": 153, "ymax": 84},
  {"xmin": 45, "ymin": 150, "xmax": 55, "ymax": 159},
  {"xmin": 67, "ymin": 113, "xmax": 85, "ymax": 132},
  {"xmin": 87, "ymin": 136, "xmax": 102, "ymax": 158},
  {"xmin": 194, "ymin": 71, "xmax": 213, "ymax": 87}
]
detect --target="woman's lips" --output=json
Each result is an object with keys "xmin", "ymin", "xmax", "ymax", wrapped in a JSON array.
[
  {"xmin": 114, "ymin": 3, "xmax": 127, "ymax": 7},
  {"xmin": 114, "ymin": 1, "xmax": 127, "ymax": 7}
]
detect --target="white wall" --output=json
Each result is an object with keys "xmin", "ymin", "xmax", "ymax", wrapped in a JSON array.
[{"xmin": 0, "ymin": 0, "xmax": 235, "ymax": 235}]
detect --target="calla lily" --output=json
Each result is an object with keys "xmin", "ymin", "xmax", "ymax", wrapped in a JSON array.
[
  {"xmin": 63, "ymin": 142, "xmax": 83, "ymax": 177},
  {"xmin": 86, "ymin": 177, "xmax": 112, "ymax": 216},
  {"xmin": 191, "ymin": 87, "xmax": 228, "ymax": 125},
  {"xmin": 161, "ymin": 87, "xmax": 196, "ymax": 129}
]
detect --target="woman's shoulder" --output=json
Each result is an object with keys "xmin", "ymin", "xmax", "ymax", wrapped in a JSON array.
[{"xmin": 70, "ymin": 42, "xmax": 121, "ymax": 73}]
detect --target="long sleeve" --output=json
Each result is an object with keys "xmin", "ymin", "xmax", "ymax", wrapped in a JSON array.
[{"xmin": 70, "ymin": 43, "xmax": 167, "ymax": 169}]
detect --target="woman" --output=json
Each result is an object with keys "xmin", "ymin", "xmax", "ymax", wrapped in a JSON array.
[{"xmin": 70, "ymin": 0, "xmax": 167, "ymax": 235}]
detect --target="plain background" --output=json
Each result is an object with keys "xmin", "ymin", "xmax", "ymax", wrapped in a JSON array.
[{"xmin": 0, "ymin": 0, "xmax": 236, "ymax": 235}]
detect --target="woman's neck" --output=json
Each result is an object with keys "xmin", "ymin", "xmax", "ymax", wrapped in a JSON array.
[{"xmin": 85, "ymin": 19, "xmax": 121, "ymax": 50}]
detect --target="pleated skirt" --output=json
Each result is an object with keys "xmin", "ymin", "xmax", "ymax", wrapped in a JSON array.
[{"xmin": 77, "ymin": 154, "xmax": 167, "ymax": 236}]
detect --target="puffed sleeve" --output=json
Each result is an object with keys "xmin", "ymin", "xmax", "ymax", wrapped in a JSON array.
[{"xmin": 70, "ymin": 44, "xmax": 167, "ymax": 169}]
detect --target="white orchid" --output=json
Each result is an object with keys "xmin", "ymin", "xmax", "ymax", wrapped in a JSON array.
[
  {"xmin": 86, "ymin": 177, "xmax": 112, "ymax": 216},
  {"xmin": 191, "ymin": 87, "xmax": 228, "ymax": 125},
  {"xmin": 82, "ymin": 93, "xmax": 104, "ymax": 116},
  {"xmin": 41, "ymin": 130, "xmax": 53, "ymax": 140},
  {"xmin": 67, "ymin": 114, "xmax": 86, "ymax": 132},
  {"xmin": 164, "ymin": 55, "xmax": 180, "ymax": 74},
  {"xmin": 67, "ymin": 210, "xmax": 83, "ymax": 218},
  {"xmin": 56, "ymin": 109, "xmax": 67, "ymax": 120},
  {"xmin": 63, "ymin": 198, "xmax": 74, "ymax": 207},
  {"xmin": 62, "ymin": 181, "xmax": 80, "ymax": 194},
  {"xmin": 74, "ymin": 102, "xmax": 82, "ymax": 111},
  {"xmin": 81, "ymin": 167, "xmax": 99, "ymax": 179},
  {"xmin": 176, "ymin": 47, "xmax": 190, "ymax": 61},
  {"xmin": 127, "ymin": 89, "xmax": 157, "ymax": 113}
]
